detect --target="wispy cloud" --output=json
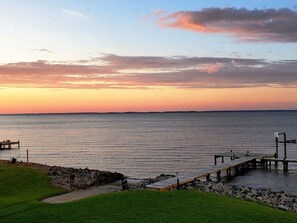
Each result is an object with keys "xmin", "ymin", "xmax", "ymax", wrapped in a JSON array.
[
  {"xmin": 62, "ymin": 9, "xmax": 86, "ymax": 19},
  {"xmin": 155, "ymin": 8, "xmax": 297, "ymax": 43},
  {"xmin": 32, "ymin": 48, "xmax": 53, "ymax": 53},
  {"xmin": 0, "ymin": 54, "xmax": 296, "ymax": 89}
]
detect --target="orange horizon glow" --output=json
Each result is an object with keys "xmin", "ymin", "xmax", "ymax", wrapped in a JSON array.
[{"xmin": 1, "ymin": 86, "xmax": 296, "ymax": 114}]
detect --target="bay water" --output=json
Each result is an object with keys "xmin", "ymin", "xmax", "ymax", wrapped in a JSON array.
[{"xmin": 0, "ymin": 111, "xmax": 296, "ymax": 193}]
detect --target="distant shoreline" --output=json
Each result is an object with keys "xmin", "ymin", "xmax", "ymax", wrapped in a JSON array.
[{"xmin": 0, "ymin": 109, "xmax": 296, "ymax": 116}]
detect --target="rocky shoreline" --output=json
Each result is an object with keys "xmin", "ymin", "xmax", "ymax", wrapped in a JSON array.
[
  {"xmin": 130, "ymin": 175, "xmax": 297, "ymax": 213},
  {"xmin": 3, "ymin": 160, "xmax": 297, "ymax": 212},
  {"xmin": 47, "ymin": 166, "xmax": 123, "ymax": 191},
  {"xmin": 185, "ymin": 180, "xmax": 297, "ymax": 213}
]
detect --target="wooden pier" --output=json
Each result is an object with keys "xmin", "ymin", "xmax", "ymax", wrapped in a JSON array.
[
  {"xmin": 146, "ymin": 150, "xmax": 297, "ymax": 191},
  {"xmin": 147, "ymin": 132, "xmax": 297, "ymax": 191},
  {"xmin": 0, "ymin": 140, "xmax": 20, "ymax": 150},
  {"xmin": 146, "ymin": 156, "xmax": 257, "ymax": 191}
]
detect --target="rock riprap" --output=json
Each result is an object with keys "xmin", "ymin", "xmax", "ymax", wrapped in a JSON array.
[
  {"xmin": 133, "ymin": 174, "xmax": 297, "ymax": 213},
  {"xmin": 127, "ymin": 174, "xmax": 175, "ymax": 189},
  {"xmin": 182, "ymin": 180, "xmax": 297, "ymax": 213},
  {"xmin": 47, "ymin": 166, "xmax": 123, "ymax": 191}
]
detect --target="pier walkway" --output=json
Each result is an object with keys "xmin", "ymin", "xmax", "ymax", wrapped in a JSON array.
[
  {"xmin": 0, "ymin": 140, "xmax": 20, "ymax": 150},
  {"xmin": 146, "ymin": 156, "xmax": 256, "ymax": 191}
]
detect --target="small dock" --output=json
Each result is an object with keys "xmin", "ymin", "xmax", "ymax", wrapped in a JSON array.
[
  {"xmin": 147, "ymin": 149, "xmax": 297, "ymax": 191},
  {"xmin": 0, "ymin": 140, "xmax": 20, "ymax": 150},
  {"xmin": 147, "ymin": 132, "xmax": 297, "ymax": 191},
  {"xmin": 146, "ymin": 156, "xmax": 257, "ymax": 191}
]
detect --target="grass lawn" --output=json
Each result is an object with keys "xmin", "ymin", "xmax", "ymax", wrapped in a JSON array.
[{"xmin": 0, "ymin": 162, "xmax": 296, "ymax": 223}]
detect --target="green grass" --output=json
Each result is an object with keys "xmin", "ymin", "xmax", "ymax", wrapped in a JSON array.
[{"xmin": 0, "ymin": 163, "xmax": 296, "ymax": 223}]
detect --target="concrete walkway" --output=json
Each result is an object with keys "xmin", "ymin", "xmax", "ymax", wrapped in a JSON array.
[{"xmin": 42, "ymin": 182, "xmax": 122, "ymax": 204}]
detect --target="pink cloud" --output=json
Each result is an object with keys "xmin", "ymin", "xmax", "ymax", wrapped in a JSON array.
[
  {"xmin": 156, "ymin": 8, "xmax": 297, "ymax": 43},
  {"xmin": 0, "ymin": 55, "xmax": 296, "ymax": 89},
  {"xmin": 205, "ymin": 63, "xmax": 225, "ymax": 74}
]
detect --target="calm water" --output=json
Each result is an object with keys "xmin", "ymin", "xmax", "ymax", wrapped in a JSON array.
[{"xmin": 0, "ymin": 112, "xmax": 296, "ymax": 193}]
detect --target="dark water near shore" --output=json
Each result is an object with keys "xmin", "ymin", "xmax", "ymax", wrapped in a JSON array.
[{"xmin": 0, "ymin": 111, "xmax": 296, "ymax": 194}]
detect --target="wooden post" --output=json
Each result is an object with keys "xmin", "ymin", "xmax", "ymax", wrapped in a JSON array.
[
  {"xmin": 206, "ymin": 174, "xmax": 210, "ymax": 181},
  {"xmin": 176, "ymin": 179, "xmax": 180, "ymax": 190},
  {"xmin": 283, "ymin": 160, "xmax": 288, "ymax": 173},
  {"xmin": 216, "ymin": 170, "xmax": 221, "ymax": 182},
  {"xmin": 261, "ymin": 159, "xmax": 265, "ymax": 170},
  {"xmin": 240, "ymin": 164, "xmax": 244, "ymax": 174},
  {"xmin": 227, "ymin": 168, "xmax": 231, "ymax": 180},
  {"xmin": 243, "ymin": 163, "xmax": 247, "ymax": 173},
  {"xmin": 235, "ymin": 166, "xmax": 239, "ymax": 176},
  {"xmin": 176, "ymin": 172, "xmax": 180, "ymax": 190},
  {"xmin": 214, "ymin": 156, "xmax": 217, "ymax": 165},
  {"xmin": 18, "ymin": 140, "xmax": 20, "ymax": 149},
  {"xmin": 26, "ymin": 150, "xmax": 29, "ymax": 163},
  {"xmin": 221, "ymin": 156, "xmax": 224, "ymax": 163},
  {"xmin": 275, "ymin": 136, "xmax": 279, "ymax": 167},
  {"xmin": 284, "ymin": 133, "xmax": 287, "ymax": 159}
]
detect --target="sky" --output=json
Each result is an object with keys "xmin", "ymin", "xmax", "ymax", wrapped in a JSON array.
[{"xmin": 0, "ymin": 0, "xmax": 297, "ymax": 113}]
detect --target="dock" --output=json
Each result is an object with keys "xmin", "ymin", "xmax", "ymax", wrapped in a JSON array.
[
  {"xmin": 214, "ymin": 151, "xmax": 297, "ymax": 172},
  {"xmin": 146, "ymin": 156, "xmax": 257, "ymax": 191},
  {"xmin": 0, "ymin": 140, "xmax": 20, "ymax": 150},
  {"xmin": 146, "ymin": 149, "xmax": 297, "ymax": 191}
]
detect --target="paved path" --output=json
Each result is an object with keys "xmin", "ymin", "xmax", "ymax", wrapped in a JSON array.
[{"xmin": 43, "ymin": 182, "xmax": 122, "ymax": 204}]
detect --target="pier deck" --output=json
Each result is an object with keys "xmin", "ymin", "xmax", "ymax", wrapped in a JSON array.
[
  {"xmin": 214, "ymin": 151, "xmax": 275, "ymax": 165},
  {"xmin": 0, "ymin": 140, "xmax": 20, "ymax": 150},
  {"xmin": 146, "ymin": 156, "xmax": 256, "ymax": 191},
  {"xmin": 264, "ymin": 158, "xmax": 297, "ymax": 163},
  {"xmin": 215, "ymin": 151, "xmax": 297, "ymax": 172}
]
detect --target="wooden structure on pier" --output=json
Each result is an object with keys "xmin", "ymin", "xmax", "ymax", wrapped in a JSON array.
[
  {"xmin": 146, "ymin": 156, "xmax": 257, "ymax": 191},
  {"xmin": 273, "ymin": 132, "xmax": 297, "ymax": 172},
  {"xmin": 262, "ymin": 158, "xmax": 297, "ymax": 172},
  {"xmin": 0, "ymin": 140, "xmax": 20, "ymax": 150}
]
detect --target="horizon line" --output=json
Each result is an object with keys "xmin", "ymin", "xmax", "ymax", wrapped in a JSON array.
[{"xmin": 0, "ymin": 109, "xmax": 296, "ymax": 116}]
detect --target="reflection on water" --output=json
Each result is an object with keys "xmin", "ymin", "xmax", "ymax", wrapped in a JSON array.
[{"xmin": 0, "ymin": 111, "xmax": 296, "ymax": 194}]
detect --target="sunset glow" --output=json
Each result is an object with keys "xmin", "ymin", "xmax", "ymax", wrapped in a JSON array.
[{"xmin": 1, "ymin": 0, "xmax": 297, "ymax": 114}]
